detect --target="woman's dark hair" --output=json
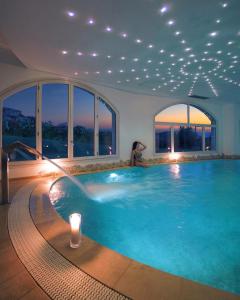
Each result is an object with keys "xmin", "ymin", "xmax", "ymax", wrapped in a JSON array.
[{"xmin": 132, "ymin": 141, "xmax": 139, "ymax": 151}]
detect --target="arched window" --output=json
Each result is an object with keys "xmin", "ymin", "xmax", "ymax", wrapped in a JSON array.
[
  {"xmin": 154, "ymin": 104, "xmax": 216, "ymax": 153},
  {"xmin": 1, "ymin": 81, "xmax": 118, "ymax": 161}
]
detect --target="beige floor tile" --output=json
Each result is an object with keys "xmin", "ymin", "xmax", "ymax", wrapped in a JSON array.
[
  {"xmin": 0, "ymin": 269, "xmax": 37, "ymax": 300},
  {"xmin": 19, "ymin": 287, "xmax": 50, "ymax": 300},
  {"xmin": 114, "ymin": 261, "xmax": 182, "ymax": 300}
]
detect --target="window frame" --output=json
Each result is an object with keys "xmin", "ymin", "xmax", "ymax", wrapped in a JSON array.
[
  {"xmin": 0, "ymin": 79, "xmax": 119, "ymax": 165},
  {"xmin": 153, "ymin": 103, "xmax": 217, "ymax": 155}
]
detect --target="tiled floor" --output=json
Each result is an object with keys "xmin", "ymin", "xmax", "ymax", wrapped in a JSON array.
[{"xmin": 0, "ymin": 179, "xmax": 50, "ymax": 300}]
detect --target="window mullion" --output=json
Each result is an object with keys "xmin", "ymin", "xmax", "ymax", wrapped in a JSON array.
[
  {"xmin": 36, "ymin": 84, "xmax": 42, "ymax": 159},
  {"xmin": 171, "ymin": 127, "xmax": 174, "ymax": 152},
  {"xmin": 94, "ymin": 95, "xmax": 99, "ymax": 156},
  {"xmin": 202, "ymin": 127, "xmax": 206, "ymax": 151},
  {"xmin": 187, "ymin": 104, "xmax": 190, "ymax": 127},
  {"xmin": 68, "ymin": 85, "xmax": 73, "ymax": 159}
]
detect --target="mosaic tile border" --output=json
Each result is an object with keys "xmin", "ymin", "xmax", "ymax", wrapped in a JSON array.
[{"xmin": 8, "ymin": 181, "xmax": 129, "ymax": 300}]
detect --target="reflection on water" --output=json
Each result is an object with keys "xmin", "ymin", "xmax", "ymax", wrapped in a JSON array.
[{"xmin": 51, "ymin": 160, "xmax": 240, "ymax": 295}]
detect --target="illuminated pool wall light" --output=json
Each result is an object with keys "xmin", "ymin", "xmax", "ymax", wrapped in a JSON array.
[{"xmin": 69, "ymin": 213, "xmax": 82, "ymax": 248}]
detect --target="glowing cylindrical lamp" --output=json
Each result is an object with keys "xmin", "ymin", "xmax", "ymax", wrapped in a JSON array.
[{"xmin": 69, "ymin": 213, "xmax": 82, "ymax": 248}]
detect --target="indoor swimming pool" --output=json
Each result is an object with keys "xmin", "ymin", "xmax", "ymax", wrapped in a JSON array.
[{"xmin": 50, "ymin": 160, "xmax": 240, "ymax": 295}]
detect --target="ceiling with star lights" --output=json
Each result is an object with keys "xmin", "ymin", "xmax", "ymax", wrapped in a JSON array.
[{"xmin": 0, "ymin": 0, "xmax": 239, "ymax": 101}]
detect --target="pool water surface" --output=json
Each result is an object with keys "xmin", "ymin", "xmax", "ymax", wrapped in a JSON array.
[{"xmin": 50, "ymin": 160, "xmax": 240, "ymax": 295}]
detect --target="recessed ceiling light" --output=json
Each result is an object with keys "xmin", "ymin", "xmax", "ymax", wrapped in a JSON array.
[
  {"xmin": 67, "ymin": 11, "xmax": 75, "ymax": 17},
  {"xmin": 206, "ymin": 43, "xmax": 213, "ymax": 46},
  {"xmin": 147, "ymin": 60, "xmax": 152, "ymax": 63},
  {"xmin": 148, "ymin": 44, "xmax": 154, "ymax": 48},
  {"xmin": 61, "ymin": 50, "xmax": 68, "ymax": 55},
  {"xmin": 159, "ymin": 5, "xmax": 169, "ymax": 14},
  {"xmin": 175, "ymin": 31, "xmax": 181, "ymax": 35},
  {"xmin": 135, "ymin": 39, "xmax": 143, "ymax": 44},
  {"xmin": 131, "ymin": 69, "xmax": 135, "ymax": 72},
  {"xmin": 209, "ymin": 31, "xmax": 218, "ymax": 37},
  {"xmin": 159, "ymin": 49, "xmax": 165, "ymax": 53},
  {"xmin": 87, "ymin": 18, "xmax": 95, "ymax": 25},
  {"xmin": 167, "ymin": 19, "xmax": 175, "ymax": 26},
  {"xmin": 105, "ymin": 26, "xmax": 112, "ymax": 32},
  {"xmin": 216, "ymin": 19, "xmax": 221, "ymax": 23},
  {"xmin": 133, "ymin": 58, "xmax": 139, "ymax": 62},
  {"xmin": 107, "ymin": 55, "xmax": 111, "ymax": 59},
  {"xmin": 120, "ymin": 32, "xmax": 128, "ymax": 38},
  {"xmin": 74, "ymin": 72, "xmax": 78, "ymax": 75},
  {"xmin": 91, "ymin": 52, "xmax": 98, "ymax": 57},
  {"xmin": 107, "ymin": 70, "xmax": 112, "ymax": 74},
  {"xmin": 95, "ymin": 71, "xmax": 100, "ymax": 74},
  {"xmin": 120, "ymin": 56, "xmax": 126, "ymax": 60},
  {"xmin": 221, "ymin": 2, "xmax": 228, "ymax": 8},
  {"xmin": 185, "ymin": 48, "xmax": 192, "ymax": 52},
  {"xmin": 119, "ymin": 69, "xmax": 124, "ymax": 73},
  {"xmin": 77, "ymin": 51, "xmax": 83, "ymax": 56},
  {"xmin": 181, "ymin": 40, "xmax": 186, "ymax": 44},
  {"xmin": 228, "ymin": 41, "xmax": 234, "ymax": 45}
]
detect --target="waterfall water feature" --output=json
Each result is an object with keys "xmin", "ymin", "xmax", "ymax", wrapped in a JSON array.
[{"xmin": 14, "ymin": 148, "xmax": 92, "ymax": 199}]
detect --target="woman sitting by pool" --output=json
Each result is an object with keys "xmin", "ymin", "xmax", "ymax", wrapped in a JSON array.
[{"xmin": 130, "ymin": 141, "xmax": 148, "ymax": 167}]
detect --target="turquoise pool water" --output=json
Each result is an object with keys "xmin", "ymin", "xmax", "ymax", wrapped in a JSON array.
[{"xmin": 50, "ymin": 160, "xmax": 240, "ymax": 295}]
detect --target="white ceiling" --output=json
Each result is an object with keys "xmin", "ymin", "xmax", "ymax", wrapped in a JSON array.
[{"xmin": 0, "ymin": 0, "xmax": 239, "ymax": 100}]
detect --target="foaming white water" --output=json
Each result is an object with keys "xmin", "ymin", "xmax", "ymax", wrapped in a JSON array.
[{"xmin": 85, "ymin": 183, "xmax": 128, "ymax": 202}]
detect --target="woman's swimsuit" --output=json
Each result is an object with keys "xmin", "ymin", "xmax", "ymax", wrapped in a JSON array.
[{"xmin": 133, "ymin": 150, "xmax": 143, "ymax": 164}]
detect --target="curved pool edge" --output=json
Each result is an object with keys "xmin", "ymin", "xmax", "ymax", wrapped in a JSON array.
[{"xmin": 27, "ymin": 177, "xmax": 239, "ymax": 300}]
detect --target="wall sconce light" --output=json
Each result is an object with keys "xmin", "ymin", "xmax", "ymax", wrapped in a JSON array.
[
  {"xmin": 169, "ymin": 152, "xmax": 180, "ymax": 162},
  {"xmin": 69, "ymin": 213, "xmax": 82, "ymax": 248}
]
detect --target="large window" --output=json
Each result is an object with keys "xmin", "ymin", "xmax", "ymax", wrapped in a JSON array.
[
  {"xmin": 42, "ymin": 84, "xmax": 68, "ymax": 159},
  {"xmin": 2, "ymin": 86, "xmax": 37, "ymax": 161},
  {"xmin": 73, "ymin": 87, "xmax": 94, "ymax": 157},
  {"xmin": 1, "ymin": 81, "xmax": 118, "ymax": 161},
  {"xmin": 99, "ymin": 98, "xmax": 116, "ymax": 155},
  {"xmin": 154, "ymin": 104, "xmax": 216, "ymax": 153}
]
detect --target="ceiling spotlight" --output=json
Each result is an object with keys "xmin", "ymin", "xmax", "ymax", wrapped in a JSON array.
[
  {"xmin": 131, "ymin": 69, "xmax": 135, "ymax": 72},
  {"xmin": 175, "ymin": 31, "xmax": 181, "ymax": 35},
  {"xmin": 105, "ymin": 26, "xmax": 112, "ymax": 32},
  {"xmin": 147, "ymin": 60, "xmax": 152, "ymax": 63},
  {"xmin": 181, "ymin": 40, "xmax": 186, "ymax": 44},
  {"xmin": 135, "ymin": 39, "xmax": 143, "ymax": 44},
  {"xmin": 227, "ymin": 41, "xmax": 234, "ymax": 45},
  {"xmin": 74, "ymin": 72, "xmax": 78, "ymax": 76},
  {"xmin": 119, "ymin": 69, "xmax": 124, "ymax": 73},
  {"xmin": 95, "ymin": 71, "xmax": 100, "ymax": 74},
  {"xmin": 148, "ymin": 44, "xmax": 154, "ymax": 48},
  {"xmin": 87, "ymin": 18, "xmax": 95, "ymax": 25},
  {"xmin": 91, "ymin": 52, "xmax": 98, "ymax": 57},
  {"xmin": 206, "ymin": 43, "xmax": 213, "ymax": 46},
  {"xmin": 209, "ymin": 31, "xmax": 218, "ymax": 37},
  {"xmin": 121, "ymin": 32, "xmax": 128, "ymax": 38},
  {"xmin": 120, "ymin": 56, "xmax": 126, "ymax": 60},
  {"xmin": 107, "ymin": 70, "xmax": 112, "ymax": 74},
  {"xmin": 216, "ymin": 19, "xmax": 221, "ymax": 23},
  {"xmin": 133, "ymin": 58, "xmax": 139, "ymax": 62},
  {"xmin": 143, "ymin": 68, "xmax": 147, "ymax": 72},
  {"xmin": 159, "ymin": 49, "xmax": 165, "ymax": 53},
  {"xmin": 185, "ymin": 48, "xmax": 192, "ymax": 52},
  {"xmin": 67, "ymin": 11, "xmax": 75, "ymax": 17},
  {"xmin": 167, "ymin": 19, "xmax": 175, "ymax": 26},
  {"xmin": 159, "ymin": 5, "xmax": 169, "ymax": 14},
  {"xmin": 217, "ymin": 50, "xmax": 222, "ymax": 54},
  {"xmin": 77, "ymin": 51, "xmax": 83, "ymax": 56},
  {"xmin": 61, "ymin": 50, "xmax": 68, "ymax": 55},
  {"xmin": 221, "ymin": 2, "xmax": 228, "ymax": 8},
  {"xmin": 107, "ymin": 55, "xmax": 111, "ymax": 59}
]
